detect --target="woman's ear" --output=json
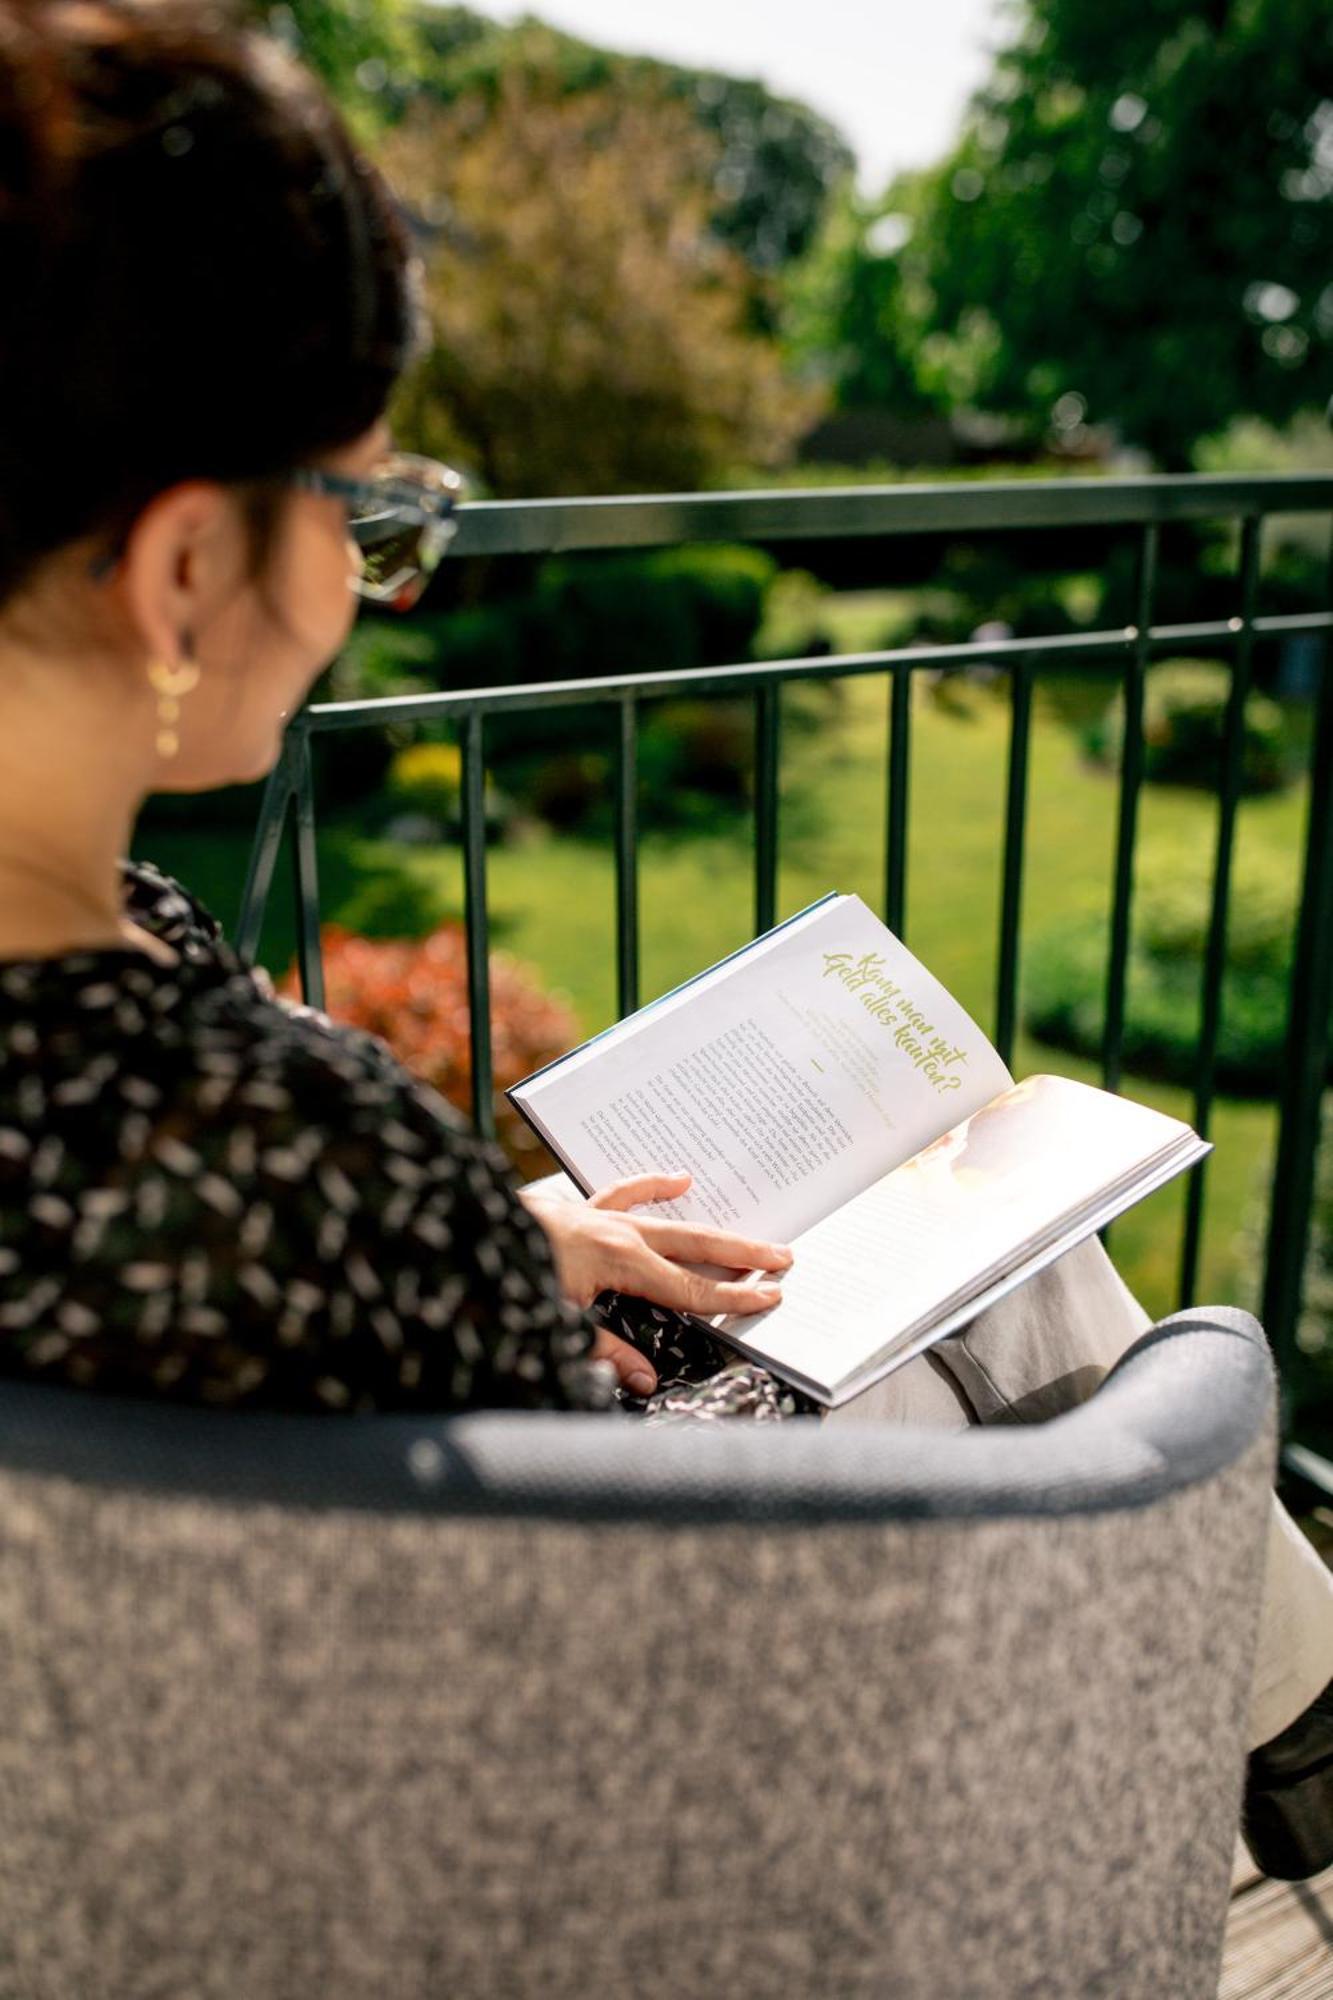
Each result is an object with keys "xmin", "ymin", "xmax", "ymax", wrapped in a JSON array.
[{"xmin": 111, "ymin": 481, "xmax": 242, "ymax": 662}]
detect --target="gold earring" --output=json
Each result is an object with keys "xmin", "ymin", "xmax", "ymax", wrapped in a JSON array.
[{"xmin": 146, "ymin": 654, "xmax": 201, "ymax": 759}]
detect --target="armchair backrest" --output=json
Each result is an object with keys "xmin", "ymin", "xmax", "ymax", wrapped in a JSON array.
[{"xmin": 0, "ymin": 1308, "xmax": 1274, "ymax": 1999}]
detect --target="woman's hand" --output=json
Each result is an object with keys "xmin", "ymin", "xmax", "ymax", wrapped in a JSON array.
[{"xmin": 522, "ymin": 1171, "xmax": 792, "ymax": 1398}]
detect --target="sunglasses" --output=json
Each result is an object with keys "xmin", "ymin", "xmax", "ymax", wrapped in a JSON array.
[{"xmin": 291, "ymin": 452, "xmax": 464, "ymax": 612}]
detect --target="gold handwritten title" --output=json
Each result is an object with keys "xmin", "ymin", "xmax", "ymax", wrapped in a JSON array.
[{"xmin": 821, "ymin": 950, "xmax": 968, "ymax": 1093}]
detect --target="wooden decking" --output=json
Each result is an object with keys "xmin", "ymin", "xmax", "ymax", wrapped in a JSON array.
[{"xmin": 1221, "ymin": 1845, "xmax": 1333, "ymax": 1998}]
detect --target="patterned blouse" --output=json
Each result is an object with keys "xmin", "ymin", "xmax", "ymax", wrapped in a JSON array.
[{"xmin": 0, "ymin": 860, "xmax": 809, "ymax": 1420}]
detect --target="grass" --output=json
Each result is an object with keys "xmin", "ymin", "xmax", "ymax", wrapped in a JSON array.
[{"xmin": 135, "ymin": 635, "xmax": 1308, "ymax": 1326}]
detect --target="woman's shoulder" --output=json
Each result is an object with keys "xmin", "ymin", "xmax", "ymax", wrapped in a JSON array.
[
  {"xmin": 114, "ymin": 858, "xmax": 491, "ymax": 1170},
  {"xmin": 120, "ymin": 856, "xmax": 225, "ymax": 959},
  {"xmin": 200, "ymin": 971, "xmax": 461, "ymax": 1132}
]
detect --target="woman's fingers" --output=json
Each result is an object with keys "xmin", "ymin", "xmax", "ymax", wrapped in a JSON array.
[
  {"xmin": 586, "ymin": 1176, "xmax": 793, "ymax": 1271},
  {"xmin": 631, "ymin": 1251, "xmax": 784, "ymax": 1320},
  {"xmin": 591, "ymin": 1326, "xmax": 658, "ymax": 1397},
  {"xmin": 588, "ymin": 1171, "xmax": 693, "ymax": 1213},
  {"xmin": 633, "ymin": 1219, "xmax": 792, "ymax": 1273}
]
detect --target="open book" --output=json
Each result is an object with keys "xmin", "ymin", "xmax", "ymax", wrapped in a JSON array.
[{"xmin": 509, "ymin": 894, "xmax": 1208, "ymax": 1407}]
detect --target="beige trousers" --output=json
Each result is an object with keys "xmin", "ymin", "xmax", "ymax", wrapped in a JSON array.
[{"xmin": 824, "ymin": 1237, "xmax": 1333, "ymax": 1749}]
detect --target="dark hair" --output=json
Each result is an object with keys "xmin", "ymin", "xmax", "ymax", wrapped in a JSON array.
[{"xmin": 0, "ymin": 0, "xmax": 417, "ymax": 607}]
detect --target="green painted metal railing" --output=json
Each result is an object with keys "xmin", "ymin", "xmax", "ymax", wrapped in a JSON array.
[{"xmin": 235, "ymin": 473, "xmax": 1333, "ymax": 1452}]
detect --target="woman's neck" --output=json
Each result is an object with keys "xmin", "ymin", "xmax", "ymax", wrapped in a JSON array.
[
  {"xmin": 0, "ymin": 852, "xmax": 170, "ymax": 964},
  {"xmin": 0, "ymin": 647, "xmax": 166, "ymax": 964}
]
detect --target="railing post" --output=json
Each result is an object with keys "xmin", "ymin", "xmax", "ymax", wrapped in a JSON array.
[
  {"xmin": 1102, "ymin": 523, "xmax": 1158, "ymax": 1096},
  {"xmin": 289, "ymin": 727, "xmax": 325, "ymax": 1012},
  {"xmin": 1177, "ymin": 516, "xmax": 1261, "ymax": 1305},
  {"xmin": 615, "ymin": 698, "xmax": 640, "ymax": 1016},
  {"xmin": 459, "ymin": 711, "xmax": 495, "ymax": 1139},
  {"xmin": 884, "ymin": 664, "xmax": 912, "ymax": 938},
  {"xmin": 754, "ymin": 685, "xmax": 780, "ymax": 937},
  {"xmin": 235, "ymin": 734, "xmax": 298, "ymax": 965},
  {"xmin": 994, "ymin": 654, "xmax": 1034, "ymax": 1071},
  {"xmin": 1262, "ymin": 528, "xmax": 1333, "ymax": 1392}
]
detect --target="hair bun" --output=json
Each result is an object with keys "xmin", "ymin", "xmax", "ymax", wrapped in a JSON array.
[
  {"xmin": 0, "ymin": 0, "xmax": 411, "ymax": 610},
  {"xmin": 0, "ymin": 3, "xmax": 69, "ymax": 230}
]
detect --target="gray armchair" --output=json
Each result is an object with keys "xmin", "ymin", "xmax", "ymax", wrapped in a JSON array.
[{"xmin": 0, "ymin": 1307, "xmax": 1274, "ymax": 1999}]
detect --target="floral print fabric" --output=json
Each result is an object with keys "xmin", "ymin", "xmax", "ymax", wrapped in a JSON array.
[{"xmin": 0, "ymin": 861, "xmax": 607, "ymax": 1413}]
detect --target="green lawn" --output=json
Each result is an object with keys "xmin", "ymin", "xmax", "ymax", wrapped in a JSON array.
[{"xmin": 136, "ymin": 655, "xmax": 1306, "ymax": 1325}]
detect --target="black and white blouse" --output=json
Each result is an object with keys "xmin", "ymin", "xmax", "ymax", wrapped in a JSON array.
[{"xmin": 0, "ymin": 860, "xmax": 810, "ymax": 1419}]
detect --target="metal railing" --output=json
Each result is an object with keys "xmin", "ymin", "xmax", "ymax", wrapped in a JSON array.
[{"xmin": 235, "ymin": 473, "xmax": 1333, "ymax": 1451}]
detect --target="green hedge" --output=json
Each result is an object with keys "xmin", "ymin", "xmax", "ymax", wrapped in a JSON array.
[
  {"xmin": 366, "ymin": 545, "xmax": 779, "ymax": 704},
  {"xmin": 1023, "ymin": 847, "xmax": 1299, "ymax": 1095},
  {"xmin": 318, "ymin": 546, "xmax": 780, "ymax": 819},
  {"xmin": 1085, "ymin": 659, "xmax": 1291, "ymax": 795}
]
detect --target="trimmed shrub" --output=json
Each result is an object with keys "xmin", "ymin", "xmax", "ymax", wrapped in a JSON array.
[
  {"xmin": 1023, "ymin": 845, "xmax": 1299, "ymax": 1095},
  {"xmin": 330, "ymin": 868, "xmax": 455, "ymax": 942},
  {"xmin": 524, "ymin": 753, "xmax": 609, "ymax": 832},
  {"xmin": 389, "ymin": 741, "xmax": 464, "ymax": 822},
  {"xmin": 638, "ymin": 701, "xmax": 753, "ymax": 821},
  {"xmin": 280, "ymin": 925, "xmax": 578, "ymax": 1176},
  {"xmin": 432, "ymin": 545, "xmax": 779, "ymax": 699},
  {"xmin": 318, "ymin": 545, "xmax": 786, "ymax": 832},
  {"xmin": 384, "ymin": 740, "xmax": 512, "ymax": 840},
  {"xmin": 1085, "ymin": 659, "xmax": 1291, "ymax": 794}
]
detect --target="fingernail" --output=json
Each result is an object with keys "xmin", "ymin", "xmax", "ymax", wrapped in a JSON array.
[
  {"xmin": 628, "ymin": 1369, "xmax": 656, "ymax": 1396},
  {"xmin": 771, "ymin": 1244, "xmax": 793, "ymax": 1265},
  {"xmin": 757, "ymin": 1285, "xmax": 782, "ymax": 1305}
]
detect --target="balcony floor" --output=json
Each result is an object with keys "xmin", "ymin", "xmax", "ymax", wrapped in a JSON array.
[{"xmin": 1222, "ymin": 1845, "xmax": 1333, "ymax": 1997}]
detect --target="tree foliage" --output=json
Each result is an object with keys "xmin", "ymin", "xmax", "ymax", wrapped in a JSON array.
[
  {"xmin": 410, "ymin": 9, "xmax": 853, "ymax": 278},
  {"xmin": 804, "ymin": 0, "xmax": 1333, "ymax": 465},
  {"xmin": 384, "ymin": 76, "xmax": 816, "ymax": 495},
  {"xmin": 260, "ymin": 0, "xmax": 421, "ymax": 133}
]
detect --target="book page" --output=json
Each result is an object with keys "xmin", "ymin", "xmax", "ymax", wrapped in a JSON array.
[
  {"xmin": 719, "ymin": 1074, "xmax": 1198, "ymax": 1398},
  {"xmin": 514, "ymin": 896, "xmax": 1011, "ymax": 1243}
]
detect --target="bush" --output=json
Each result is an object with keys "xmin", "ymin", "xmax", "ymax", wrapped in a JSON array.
[
  {"xmin": 318, "ymin": 545, "xmax": 785, "ymax": 831},
  {"xmin": 389, "ymin": 741, "xmax": 464, "ymax": 822},
  {"xmin": 523, "ymin": 753, "xmax": 609, "ymax": 831},
  {"xmin": 384, "ymin": 740, "xmax": 512, "ymax": 841},
  {"xmin": 330, "ymin": 868, "xmax": 456, "ymax": 942},
  {"xmin": 309, "ymin": 614, "xmax": 449, "ymax": 813},
  {"xmin": 499, "ymin": 701, "xmax": 756, "ymax": 837},
  {"xmin": 1023, "ymin": 845, "xmax": 1299, "ymax": 1095},
  {"xmin": 1085, "ymin": 659, "xmax": 1291, "ymax": 795},
  {"xmin": 280, "ymin": 924, "xmax": 578, "ymax": 1176},
  {"xmin": 638, "ymin": 701, "xmax": 753, "ymax": 819},
  {"xmin": 412, "ymin": 545, "xmax": 778, "ymax": 702}
]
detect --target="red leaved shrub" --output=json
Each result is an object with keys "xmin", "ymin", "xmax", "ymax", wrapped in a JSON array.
[{"xmin": 279, "ymin": 925, "xmax": 578, "ymax": 1177}]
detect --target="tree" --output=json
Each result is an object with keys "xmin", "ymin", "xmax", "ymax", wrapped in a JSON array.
[
  {"xmin": 811, "ymin": 0, "xmax": 1333, "ymax": 466},
  {"xmin": 384, "ymin": 76, "xmax": 816, "ymax": 495},
  {"xmin": 411, "ymin": 11, "xmax": 854, "ymax": 282},
  {"xmin": 259, "ymin": 0, "xmax": 422, "ymax": 133},
  {"xmin": 782, "ymin": 181, "xmax": 942, "ymax": 419}
]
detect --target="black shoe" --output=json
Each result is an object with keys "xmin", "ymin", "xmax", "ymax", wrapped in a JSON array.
[{"xmin": 1243, "ymin": 1674, "xmax": 1333, "ymax": 1881}]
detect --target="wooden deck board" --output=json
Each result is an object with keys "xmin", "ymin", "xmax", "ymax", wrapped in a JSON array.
[{"xmin": 1220, "ymin": 1847, "xmax": 1333, "ymax": 2000}]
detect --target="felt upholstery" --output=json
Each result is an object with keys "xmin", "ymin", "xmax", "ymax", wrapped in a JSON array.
[{"xmin": 0, "ymin": 1308, "xmax": 1275, "ymax": 1998}]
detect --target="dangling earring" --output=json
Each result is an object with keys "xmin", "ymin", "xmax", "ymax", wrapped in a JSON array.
[{"xmin": 147, "ymin": 637, "xmax": 200, "ymax": 759}]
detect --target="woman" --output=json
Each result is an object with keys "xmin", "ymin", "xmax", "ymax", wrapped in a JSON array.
[
  {"xmin": 0, "ymin": 0, "xmax": 1326, "ymax": 1875},
  {"xmin": 0, "ymin": 0, "xmax": 792, "ymax": 1418}
]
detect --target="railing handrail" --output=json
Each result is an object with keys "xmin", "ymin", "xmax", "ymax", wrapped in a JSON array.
[
  {"xmin": 301, "ymin": 611, "xmax": 1333, "ymax": 730},
  {"xmin": 446, "ymin": 472, "xmax": 1333, "ymax": 558}
]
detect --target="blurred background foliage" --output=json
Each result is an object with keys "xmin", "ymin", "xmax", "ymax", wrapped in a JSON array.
[{"xmin": 263, "ymin": 0, "xmax": 1333, "ymax": 482}]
